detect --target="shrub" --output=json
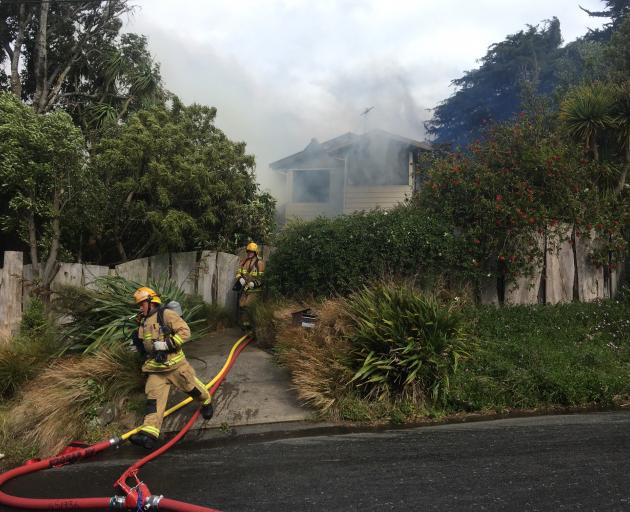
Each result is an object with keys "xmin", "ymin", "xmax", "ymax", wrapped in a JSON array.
[
  {"xmin": 0, "ymin": 300, "xmax": 60, "ymax": 400},
  {"xmin": 276, "ymin": 283, "xmax": 471, "ymax": 418},
  {"xmin": 54, "ymin": 275, "xmax": 208, "ymax": 353},
  {"xmin": 20, "ymin": 297, "xmax": 48, "ymax": 334},
  {"xmin": 275, "ymin": 299, "xmax": 355, "ymax": 417},
  {"xmin": 344, "ymin": 284, "xmax": 471, "ymax": 404},
  {"xmin": 266, "ymin": 206, "xmax": 466, "ymax": 299},
  {"xmin": 204, "ymin": 303, "xmax": 234, "ymax": 331},
  {"xmin": 4, "ymin": 343, "xmax": 144, "ymax": 458}
]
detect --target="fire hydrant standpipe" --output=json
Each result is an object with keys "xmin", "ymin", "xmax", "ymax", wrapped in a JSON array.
[{"xmin": 0, "ymin": 335, "xmax": 252, "ymax": 511}]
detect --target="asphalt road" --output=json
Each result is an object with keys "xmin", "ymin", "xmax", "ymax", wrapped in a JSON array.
[{"xmin": 4, "ymin": 411, "xmax": 630, "ymax": 511}]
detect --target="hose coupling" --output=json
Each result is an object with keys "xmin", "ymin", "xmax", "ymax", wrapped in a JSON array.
[
  {"xmin": 109, "ymin": 436, "xmax": 123, "ymax": 447},
  {"xmin": 143, "ymin": 494, "xmax": 163, "ymax": 510},
  {"xmin": 109, "ymin": 495, "xmax": 126, "ymax": 510}
]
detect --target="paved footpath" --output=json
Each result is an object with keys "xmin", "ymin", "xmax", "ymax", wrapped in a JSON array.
[{"xmin": 161, "ymin": 328, "xmax": 313, "ymax": 435}]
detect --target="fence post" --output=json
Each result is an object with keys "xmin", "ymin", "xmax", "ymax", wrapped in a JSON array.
[{"xmin": 0, "ymin": 251, "xmax": 24, "ymax": 342}]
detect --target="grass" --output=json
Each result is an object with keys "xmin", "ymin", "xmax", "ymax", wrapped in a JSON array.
[
  {"xmin": 275, "ymin": 283, "xmax": 469, "ymax": 421},
  {"xmin": 450, "ymin": 300, "xmax": 630, "ymax": 412},
  {"xmin": 0, "ymin": 278, "xmax": 234, "ymax": 466},
  {"xmin": 1, "ymin": 343, "xmax": 144, "ymax": 460},
  {"xmin": 273, "ymin": 282, "xmax": 630, "ymax": 425},
  {"xmin": 0, "ymin": 299, "xmax": 61, "ymax": 400},
  {"xmin": 275, "ymin": 298, "xmax": 355, "ymax": 417}
]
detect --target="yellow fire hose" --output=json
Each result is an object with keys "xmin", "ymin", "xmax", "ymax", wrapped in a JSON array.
[{"xmin": 120, "ymin": 334, "xmax": 251, "ymax": 441}]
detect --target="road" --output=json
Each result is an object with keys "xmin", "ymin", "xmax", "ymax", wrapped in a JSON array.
[{"xmin": 4, "ymin": 411, "xmax": 630, "ymax": 511}]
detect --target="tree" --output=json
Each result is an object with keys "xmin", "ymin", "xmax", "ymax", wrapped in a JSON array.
[
  {"xmin": 426, "ymin": 18, "xmax": 564, "ymax": 147},
  {"xmin": 0, "ymin": 0, "xmax": 163, "ymax": 128},
  {"xmin": 605, "ymin": 14, "xmax": 630, "ymax": 80},
  {"xmin": 420, "ymin": 106, "xmax": 616, "ymax": 285},
  {"xmin": 0, "ymin": 93, "xmax": 88, "ymax": 289},
  {"xmin": 580, "ymin": 0, "xmax": 630, "ymax": 39},
  {"xmin": 88, "ymin": 98, "xmax": 275, "ymax": 263},
  {"xmin": 559, "ymin": 82, "xmax": 616, "ymax": 162},
  {"xmin": 560, "ymin": 81, "xmax": 630, "ymax": 194}
]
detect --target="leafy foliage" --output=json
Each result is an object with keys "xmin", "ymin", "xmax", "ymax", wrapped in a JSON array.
[
  {"xmin": 0, "ymin": 0, "xmax": 162, "ymax": 123},
  {"xmin": 344, "ymin": 284, "xmax": 470, "ymax": 404},
  {"xmin": 0, "ymin": 92, "xmax": 90, "ymax": 286},
  {"xmin": 0, "ymin": 299, "xmax": 60, "ymax": 400},
  {"xmin": 420, "ymin": 105, "xmax": 627, "ymax": 279},
  {"xmin": 426, "ymin": 18, "xmax": 564, "ymax": 146},
  {"xmin": 266, "ymin": 206, "xmax": 465, "ymax": 298},
  {"xmin": 54, "ymin": 275, "xmax": 208, "ymax": 354},
  {"xmin": 86, "ymin": 99, "xmax": 275, "ymax": 263}
]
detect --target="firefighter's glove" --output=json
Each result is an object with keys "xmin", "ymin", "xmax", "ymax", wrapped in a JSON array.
[
  {"xmin": 247, "ymin": 281, "xmax": 255, "ymax": 289},
  {"xmin": 239, "ymin": 277, "xmax": 247, "ymax": 286},
  {"xmin": 153, "ymin": 341, "xmax": 169, "ymax": 352},
  {"xmin": 131, "ymin": 332, "xmax": 147, "ymax": 357}
]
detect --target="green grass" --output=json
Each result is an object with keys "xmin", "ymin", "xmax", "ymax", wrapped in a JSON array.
[
  {"xmin": 450, "ymin": 300, "xmax": 630, "ymax": 411},
  {"xmin": 0, "ymin": 299, "xmax": 61, "ymax": 401}
]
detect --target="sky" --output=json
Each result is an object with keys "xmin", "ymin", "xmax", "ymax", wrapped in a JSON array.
[{"xmin": 124, "ymin": 0, "xmax": 607, "ymax": 194}]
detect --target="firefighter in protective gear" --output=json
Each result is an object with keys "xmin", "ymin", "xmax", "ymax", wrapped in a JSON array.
[
  {"xmin": 235, "ymin": 242, "xmax": 265, "ymax": 329},
  {"xmin": 128, "ymin": 287, "xmax": 214, "ymax": 450}
]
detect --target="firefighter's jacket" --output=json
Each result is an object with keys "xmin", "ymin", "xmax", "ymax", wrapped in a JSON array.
[
  {"xmin": 236, "ymin": 257, "xmax": 265, "ymax": 293},
  {"xmin": 138, "ymin": 308, "xmax": 190, "ymax": 373}
]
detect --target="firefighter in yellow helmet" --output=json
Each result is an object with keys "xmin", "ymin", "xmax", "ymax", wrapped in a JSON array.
[
  {"xmin": 128, "ymin": 286, "xmax": 213, "ymax": 450},
  {"xmin": 234, "ymin": 242, "xmax": 265, "ymax": 329}
]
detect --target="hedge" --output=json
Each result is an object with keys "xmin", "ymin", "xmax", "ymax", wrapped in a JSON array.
[{"xmin": 266, "ymin": 206, "xmax": 468, "ymax": 298}]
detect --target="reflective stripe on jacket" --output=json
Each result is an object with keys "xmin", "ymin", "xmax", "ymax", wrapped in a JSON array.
[
  {"xmin": 236, "ymin": 257, "xmax": 265, "ymax": 293},
  {"xmin": 138, "ymin": 308, "xmax": 191, "ymax": 373}
]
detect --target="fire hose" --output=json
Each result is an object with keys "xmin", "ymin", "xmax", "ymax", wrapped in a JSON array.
[{"xmin": 0, "ymin": 334, "xmax": 252, "ymax": 511}]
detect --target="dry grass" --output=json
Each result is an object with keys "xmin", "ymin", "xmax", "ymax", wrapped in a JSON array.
[
  {"xmin": 275, "ymin": 299, "xmax": 355, "ymax": 418},
  {"xmin": 3, "ymin": 345, "xmax": 143, "ymax": 458}
]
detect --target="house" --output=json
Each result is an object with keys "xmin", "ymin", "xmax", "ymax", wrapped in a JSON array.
[{"xmin": 270, "ymin": 129, "xmax": 431, "ymax": 222}]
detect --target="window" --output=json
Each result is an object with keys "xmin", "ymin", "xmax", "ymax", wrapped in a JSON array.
[{"xmin": 292, "ymin": 170, "xmax": 330, "ymax": 203}]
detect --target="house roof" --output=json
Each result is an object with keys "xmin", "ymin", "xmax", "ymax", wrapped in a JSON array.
[{"xmin": 270, "ymin": 129, "xmax": 432, "ymax": 171}]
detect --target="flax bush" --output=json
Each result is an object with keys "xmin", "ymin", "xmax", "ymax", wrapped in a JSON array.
[
  {"xmin": 54, "ymin": 275, "xmax": 208, "ymax": 353},
  {"xmin": 345, "ymin": 284, "xmax": 471, "ymax": 404},
  {"xmin": 275, "ymin": 282, "xmax": 471, "ymax": 419}
]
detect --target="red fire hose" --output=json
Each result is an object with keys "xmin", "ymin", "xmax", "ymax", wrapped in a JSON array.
[{"xmin": 0, "ymin": 336, "xmax": 252, "ymax": 511}]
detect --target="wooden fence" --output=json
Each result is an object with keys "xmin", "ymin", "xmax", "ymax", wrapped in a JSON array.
[
  {"xmin": 0, "ymin": 248, "xmax": 275, "ymax": 341},
  {"xmin": 480, "ymin": 225, "xmax": 623, "ymax": 305}
]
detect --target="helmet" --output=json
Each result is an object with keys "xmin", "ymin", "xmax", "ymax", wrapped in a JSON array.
[
  {"xmin": 246, "ymin": 242, "xmax": 259, "ymax": 254},
  {"xmin": 133, "ymin": 287, "xmax": 162, "ymax": 305}
]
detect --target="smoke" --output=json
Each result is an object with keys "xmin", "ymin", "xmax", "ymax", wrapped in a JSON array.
[
  {"xmin": 124, "ymin": 0, "xmax": 606, "ymax": 204},
  {"xmin": 123, "ymin": 28, "xmax": 434, "ymax": 205}
]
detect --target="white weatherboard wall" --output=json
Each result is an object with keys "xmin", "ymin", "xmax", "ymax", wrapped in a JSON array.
[{"xmin": 343, "ymin": 185, "xmax": 410, "ymax": 214}]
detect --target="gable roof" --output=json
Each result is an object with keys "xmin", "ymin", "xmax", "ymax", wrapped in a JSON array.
[{"xmin": 270, "ymin": 129, "xmax": 431, "ymax": 171}]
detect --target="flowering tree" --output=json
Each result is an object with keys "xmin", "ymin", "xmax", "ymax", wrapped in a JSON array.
[{"xmin": 419, "ymin": 107, "xmax": 625, "ymax": 285}]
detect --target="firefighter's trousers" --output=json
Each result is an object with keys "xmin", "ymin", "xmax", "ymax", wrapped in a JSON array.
[{"xmin": 139, "ymin": 360, "xmax": 210, "ymax": 438}]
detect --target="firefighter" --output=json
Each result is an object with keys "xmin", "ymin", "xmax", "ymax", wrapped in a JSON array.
[
  {"xmin": 235, "ymin": 242, "xmax": 265, "ymax": 329},
  {"xmin": 128, "ymin": 287, "xmax": 214, "ymax": 450}
]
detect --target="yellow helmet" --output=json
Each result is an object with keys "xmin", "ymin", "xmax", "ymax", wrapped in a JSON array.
[
  {"xmin": 246, "ymin": 242, "xmax": 259, "ymax": 254},
  {"xmin": 133, "ymin": 286, "xmax": 162, "ymax": 305}
]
